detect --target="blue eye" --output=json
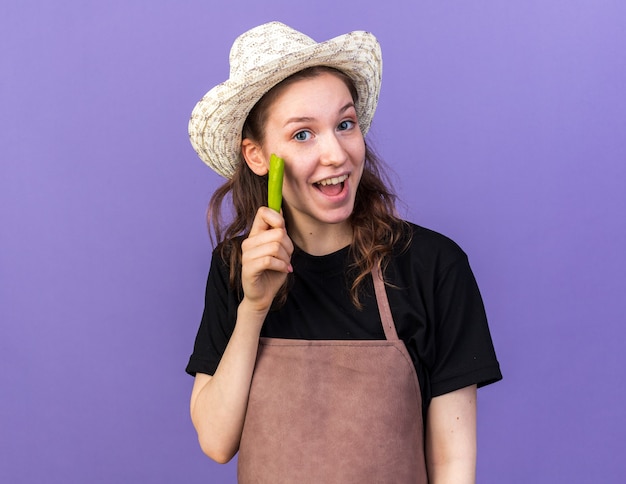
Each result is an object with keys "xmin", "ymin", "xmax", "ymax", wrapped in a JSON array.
[
  {"xmin": 294, "ymin": 130, "xmax": 311, "ymax": 141},
  {"xmin": 338, "ymin": 120, "xmax": 355, "ymax": 131}
]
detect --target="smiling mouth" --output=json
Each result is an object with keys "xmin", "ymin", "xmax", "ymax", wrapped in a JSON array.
[
  {"xmin": 316, "ymin": 174, "xmax": 348, "ymax": 186},
  {"xmin": 315, "ymin": 174, "xmax": 348, "ymax": 196}
]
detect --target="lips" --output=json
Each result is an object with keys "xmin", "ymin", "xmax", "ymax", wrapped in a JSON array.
[{"xmin": 314, "ymin": 174, "xmax": 348, "ymax": 197}]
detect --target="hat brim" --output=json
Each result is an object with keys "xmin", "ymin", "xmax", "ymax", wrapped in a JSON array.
[{"xmin": 189, "ymin": 30, "xmax": 382, "ymax": 178}]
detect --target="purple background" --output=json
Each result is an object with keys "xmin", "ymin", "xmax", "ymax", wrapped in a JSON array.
[{"xmin": 2, "ymin": 1, "xmax": 625, "ymax": 482}]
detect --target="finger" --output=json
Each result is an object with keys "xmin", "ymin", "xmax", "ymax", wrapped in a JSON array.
[
  {"xmin": 242, "ymin": 215, "xmax": 293, "ymax": 255},
  {"xmin": 244, "ymin": 252, "xmax": 292, "ymax": 276},
  {"xmin": 242, "ymin": 237, "xmax": 292, "ymax": 272},
  {"xmin": 241, "ymin": 227, "xmax": 288, "ymax": 257},
  {"xmin": 248, "ymin": 207, "xmax": 286, "ymax": 237}
]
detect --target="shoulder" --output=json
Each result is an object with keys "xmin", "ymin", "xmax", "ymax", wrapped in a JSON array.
[
  {"xmin": 208, "ymin": 244, "xmax": 230, "ymax": 279},
  {"xmin": 206, "ymin": 238, "xmax": 241, "ymax": 294},
  {"xmin": 394, "ymin": 221, "xmax": 468, "ymax": 272},
  {"xmin": 211, "ymin": 236, "xmax": 245, "ymax": 272}
]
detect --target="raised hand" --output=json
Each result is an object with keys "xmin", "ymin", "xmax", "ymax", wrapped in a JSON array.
[{"xmin": 240, "ymin": 207, "xmax": 294, "ymax": 315}]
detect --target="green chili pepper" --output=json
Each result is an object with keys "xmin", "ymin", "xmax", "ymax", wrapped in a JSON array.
[{"xmin": 268, "ymin": 154, "xmax": 284, "ymax": 212}]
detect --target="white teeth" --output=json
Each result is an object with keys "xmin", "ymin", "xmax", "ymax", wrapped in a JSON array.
[{"xmin": 317, "ymin": 174, "xmax": 348, "ymax": 186}]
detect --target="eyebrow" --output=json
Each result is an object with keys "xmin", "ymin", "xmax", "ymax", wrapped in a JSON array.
[{"xmin": 283, "ymin": 102, "xmax": 356, "ymax": 128}]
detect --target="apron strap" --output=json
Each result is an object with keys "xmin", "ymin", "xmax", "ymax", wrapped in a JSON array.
[{"xmin": 372, "ymin": 266, "xmax": 400, "ymax": 341}]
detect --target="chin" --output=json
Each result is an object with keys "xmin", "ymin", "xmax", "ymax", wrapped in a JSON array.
[{"xmin": 318, "ymin": 207, "xmax": 354, "ymax": 225}]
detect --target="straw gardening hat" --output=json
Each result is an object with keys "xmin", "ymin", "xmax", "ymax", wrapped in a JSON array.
[{"xmin": 188, "ymin": 21, "xmax": 383, "ymax": 178}]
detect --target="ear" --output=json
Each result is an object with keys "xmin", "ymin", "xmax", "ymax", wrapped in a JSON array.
[{"xmin": 241, "ymin": 138, "xmax": 269, "ymax": 176}]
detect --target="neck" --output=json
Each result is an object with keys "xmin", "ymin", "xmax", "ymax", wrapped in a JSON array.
[{"xmin": 288, "ymin": 221, "xmax": 353, "ymax": 256}]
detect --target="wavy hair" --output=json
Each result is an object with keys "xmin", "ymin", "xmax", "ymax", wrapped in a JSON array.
[{"xmin": 208, "ymin": 67, "xmax": 409, "ymax": 308}]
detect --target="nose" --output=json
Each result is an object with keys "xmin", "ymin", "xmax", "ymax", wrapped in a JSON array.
[{"xmin": 319, "ymin": 132, "xmax": 349, "ymax": 166}]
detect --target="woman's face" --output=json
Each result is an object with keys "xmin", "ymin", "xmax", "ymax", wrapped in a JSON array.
[{"xmin": 252, "ymin": 72, "xmax": 366, "ymax": 236}]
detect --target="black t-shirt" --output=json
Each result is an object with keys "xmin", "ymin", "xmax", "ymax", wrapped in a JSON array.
[{"xmin": 186, "ymin": 222, "xmax": 502, "ymax": 408}]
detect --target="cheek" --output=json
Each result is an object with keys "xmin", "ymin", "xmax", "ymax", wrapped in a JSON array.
[
  {"xmin": 357, "ymin": 140, "xmax": 366, "ymax": 160},
  {"xmin": 353, "ymin": 144, "xmax": 366, "ymax": 173},
  {"xmin": 350, "ymin": 136, "xmax": 366, "ymax": 162},
  {"xmin": 279, "ymin": 167, "xmax": 304, "ymax": 204},
  {"xmin": 283, "ymin": 160, "xmax": 311, "ymax": 187},
  {"xmin": 353, "ymin": 164, "xmax": 365, "ymax": 191}
]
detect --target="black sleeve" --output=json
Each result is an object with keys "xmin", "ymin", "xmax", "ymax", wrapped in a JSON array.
[
  {"xmin": 185, "ymin": 251, "xmax": 237, "ymax": 377},
  {"xmin": 429, "ymin": 250, "xmax": 502, "ymax": 397}
]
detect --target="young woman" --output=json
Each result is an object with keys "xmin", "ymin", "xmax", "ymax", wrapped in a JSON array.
[{"xmin": 186, "ymin": 22, "xmax": 502, "ymax": 483}]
